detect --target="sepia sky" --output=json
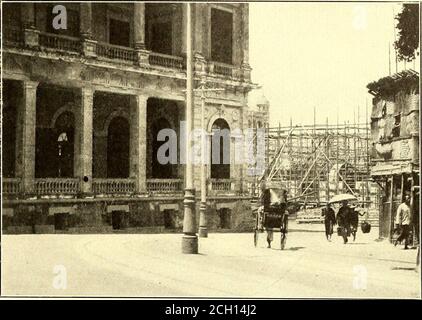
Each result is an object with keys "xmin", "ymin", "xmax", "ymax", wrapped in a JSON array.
[{"xmin": 249, "ymin": 2, "xmax": 419, "ymax": 127}]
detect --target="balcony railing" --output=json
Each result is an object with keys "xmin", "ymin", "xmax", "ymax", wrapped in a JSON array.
[
  {"xmin": 149, "ymin": 52, "xmax": 185, "ymax": 70},
  {"xmin": 146, "ymin": 179, "xmax": 183, "ymax": 193},
  {"xmin": 95, "ymin": 42, "xmax": 137, "ymax": 63},
  {"xmin": 3, "ymin": 26, "xmax": 23, "ymax": 45},
  {"xmin": 35, "ymin": 178, "xmax": 80, "ymax": 195},
  {"xmin": 2, "ymin": 178, "xmax": 22, "ymax": 195},
  {"xmin": 39, "ymin": 32, "xmax": 81, "ymax": 53},
  {"xmin": 210, "ymin": 179, "xmax": 234, "ymax": 192},
  {"xmin": 209, "ymin": 62, "xmax": 233, "ymax": 77},
  {"xmin": 92, "ymin": 178, "xmax": 136, "ymax": 194}
]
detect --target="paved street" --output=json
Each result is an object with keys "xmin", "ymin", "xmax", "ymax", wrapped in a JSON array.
[{"xmin": 1, "ymin": 222, "xmax": 420, "ymax": 298}]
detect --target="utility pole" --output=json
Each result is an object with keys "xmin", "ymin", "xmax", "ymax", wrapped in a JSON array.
[
  {"xmin": 196, "ymin": 80, "xmax": 225, "ymax": 238},
  {"xmin": 182, "ymin": 3, "xmax": 197, "ymax": 254}
]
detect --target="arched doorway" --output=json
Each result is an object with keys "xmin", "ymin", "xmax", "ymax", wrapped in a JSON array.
[
  {"xmin": 151, "ymin": 117, "xmax": 176, "ymax": 178},
  {"xmin": 107, "ymin": 117, "xmax": 130, "ymax": 178},
  {"xmin": 54, "ymin": 111, "xmax": 75, "ymax": 178},
  {"xmin": 211, "ymin": 118, "xmax": 230, "ymax": 179},
  {"xmin": 35, "ymin": 110, "xmax": 75, "ymax": 178}
]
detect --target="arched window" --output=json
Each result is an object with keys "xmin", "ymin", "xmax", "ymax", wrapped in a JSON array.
[
  {"xmin": 107, "ymin": 117, "xmax": 130, "ymax": 178},
  {"xmin": 211, "ymin": 118, "xmax": 230, "ymax": 179}
]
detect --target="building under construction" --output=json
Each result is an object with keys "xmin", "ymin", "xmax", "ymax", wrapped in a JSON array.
[{"xmin": 248, "ymin": 120, "xmax": 380, "ymax": 223}]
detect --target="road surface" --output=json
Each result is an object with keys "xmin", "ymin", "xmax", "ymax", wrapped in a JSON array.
[{"xmin": 1, "ymin": 222, "xmax": 420, "ymax": 298}]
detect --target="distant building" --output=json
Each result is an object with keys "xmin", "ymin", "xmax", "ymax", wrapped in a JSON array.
[
  {"xmin": 368, "ymin": 70, "xmax": 420, "ymax": 242},
  {"xmin": 2, "ymin": 3, "xmax": 257, "ymax": 233}
]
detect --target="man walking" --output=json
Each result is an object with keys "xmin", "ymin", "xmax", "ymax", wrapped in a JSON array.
[
  {"xmin": 337, "ymin": 200, "xmax": 351, "ymax": 244},
  {"xmin": 394, "ymin": 195, "xmax": 412, "ymax": 250},
  {"xmin": 322, "ymin": 203, "xmax": 336, "ymax": 241}
]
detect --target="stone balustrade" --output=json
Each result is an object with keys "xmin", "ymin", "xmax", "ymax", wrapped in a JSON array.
[
  {"xmin": 149, "ymin": 52, "xmax": 185, "ymax": 70},
  {"xmin": 92, "ymin": 178, "xmax": 136, "ymax": 194},
  {"xmin": 39, "ymin": 32, "xmax": 81, "ymax": 53},
  {"xmin": 35, "ymin": 178, "xmax": 80, "ymax": 195},
  {"xmin": 4, "ymin": 30, "xmax": 242, "ymax": 81},
  {"xmin": 209, "ymin": 61, "xmax": 233, "ymax": 77},
  {"xmin": 146, "ymin": 179, "xmax": 183, "ymax": 193},
  {"xmin": 95, "ymin": 42, "xmax": 137, "ymax": 63},
  {"xmin": 2, "ymin": 178, "xmax": 22, "ymax": 195},
  {"xmin": 209, "ymin": 179, "xmax": 234, "ymax": 192}
]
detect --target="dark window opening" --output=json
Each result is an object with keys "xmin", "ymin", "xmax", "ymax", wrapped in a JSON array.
[
  {"xmin": 211, "ymin": 118, "xmax": 230, "ymax": 179},
  {"xmin": 150, "ymin": 21, "xmax": 173, "ymax": 55},
  {"xmin": 46, "ymin": 5, "xmax": 80, "ymax": 37},
  {"xmin": 146, "ymin": 98, "xmax": 181, "ymax": 179},
  {"xmin": 107, "ymin": 117, "xmax": 130, "ymax": 178},
  {"xmin": 150, "ymin": 117, "xmax": 176, "ymax": 179},
  {"xmin": 163, "ymin": 209, "xmax": 176, "ymax": 229},
  {"xmin": 3, "ymin": 3, "xmax": 21, "ymax": 28},
  {"xmin": 54, "ymin": 212, "xmax": 69, "ymax": 231},
  {"xmin": 109, "ymin": 18, "xmax": 130, "ymax": 47},
  {"xmin": 145, "ymin": 4, "xmax": 175, "ymax": 55},
  {"xmin": 219, "ymin": 208, "xmax": 231, "ymax": 229},
  {"xmin": 392, "ymin": 114, "xmax": 401, "ymax": 138},
  {"xmin": 2, "ymin": 81, "xmax": 20, "ymax": 178},
  {"xmin": 111, "ymin": 211, "xmax": 125, "ymax": 230},
  {"xmin": 211, "ymin": 8, "xmax": 233, "ymax": 64}
]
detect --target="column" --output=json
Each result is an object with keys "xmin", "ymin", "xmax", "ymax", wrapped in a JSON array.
[
  {"xmin": 134, "ymin": 3, "xmax": 149, "ymax": 66},
  {"xmin": 80, "ymin": 3, "xmax": 92, "ymax": 38},
  {"xmin": 134, "ymin": 2, "xmax": 146, "ymax": 49},
  {"xmin": 181, "ymin": 4, "xmax": 188, "ymax": 56},
  {"xmin": 21, "ymin": 81, "xmax": 38, "ymax": 194},
  {"xmin": 80, "ymin": 87, "xmax": 93, "ymax": 194},
  {"xmin": 80, "ymin": 3, "xmax": 96, "ymax": 57},
  {"xmin": 130, "ymin": 94, "xmax": 148, "ymax": 193},
  {"xmin": 241, "ymin": 4, "xmax": 251, "ymax": 81},
  {"xmin": 21, "ymin": 3, "xmax": 39, "ymax": 47},
  {"xmin": 193, "ymin": 4, "xmax": 206, "ymax": 74}
]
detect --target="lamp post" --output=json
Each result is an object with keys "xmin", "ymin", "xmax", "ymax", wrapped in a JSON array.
[
  {"xmin": 182, "ymin": 3, "xmax": 198, "ymax": 254},
  {"xmin": 197, "ymin": 80, "xmax": 225, "ymax": 238}
]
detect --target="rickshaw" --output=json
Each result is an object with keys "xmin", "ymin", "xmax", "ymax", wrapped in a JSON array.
[{"xmin": 254, "ymin": 183, "xmax": 289, "ymax": 250}]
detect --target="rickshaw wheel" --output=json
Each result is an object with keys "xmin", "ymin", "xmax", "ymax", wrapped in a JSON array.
[{"xmin": 254, "ymin": 229, "xmax": 259, "ymax": 247}]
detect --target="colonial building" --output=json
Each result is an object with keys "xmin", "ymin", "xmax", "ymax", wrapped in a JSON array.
[
  {"xmin": 1, "ymin": 3, "xmax": 259, "ymax": 233},
  {"xmin": 368, "ymin": 70, "xmax": 420, "ymax": 242}
]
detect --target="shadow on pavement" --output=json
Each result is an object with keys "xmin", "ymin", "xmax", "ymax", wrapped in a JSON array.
[
  {"xmin": 391, "ymin": 266, "xmax": 417, "ymax": 271},
  {"xmin": 284, "ymin": 246, "xmax": 306, "ymax": 251}
]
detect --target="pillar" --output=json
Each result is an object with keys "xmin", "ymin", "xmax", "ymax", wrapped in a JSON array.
[
  {"xmin": 130, "ymin": 94, "xmax": 148, "ymax": 193},
  {"xmin": 80, "ymin": 87, "xmax": 93, "ymax": 194},
  {"xmin": 80, "ymin": 3, "xmax": 96, "ymax": 57},
  {"xmin": 21, "ymin": 81, "xmax": 38, "ymax": 194},
  {"xmin": 193, "ymin": 4, "xmax": 206, "ymax": 74},
  {"xmin": 134, "ymin": 3, "xmax": 146, "ymax": 49},
  {"xmin": 134, "ymin": 3, "xmax": 149, "ymax": 66},
  {"xmin": 241, "ymin": 4, "xmax": 251, "ymax": 81},
  {"xmin": 80, "ymin": 3, "xmax": 92, "ymax": 38}
]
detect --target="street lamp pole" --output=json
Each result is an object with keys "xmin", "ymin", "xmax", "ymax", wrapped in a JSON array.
[
  {"xmin": 182, "ymin": 3, "xmax": 198, "ymax": 254},
  {"xmin": 197, "ymin": 81, "xmax": 225, "ymax": 238},
  {"xmin": 198, "ymin": 85, "xmax": 208, "ymax": 237}
]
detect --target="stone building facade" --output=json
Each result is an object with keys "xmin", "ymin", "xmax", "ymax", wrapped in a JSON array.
[
  {"xmin": 1, "ymin": 3, "xmax": 260, "ymax": 233},
  {"xmin": 368, "ymin": 70, "xmax": 420, "ymax": 242}
]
